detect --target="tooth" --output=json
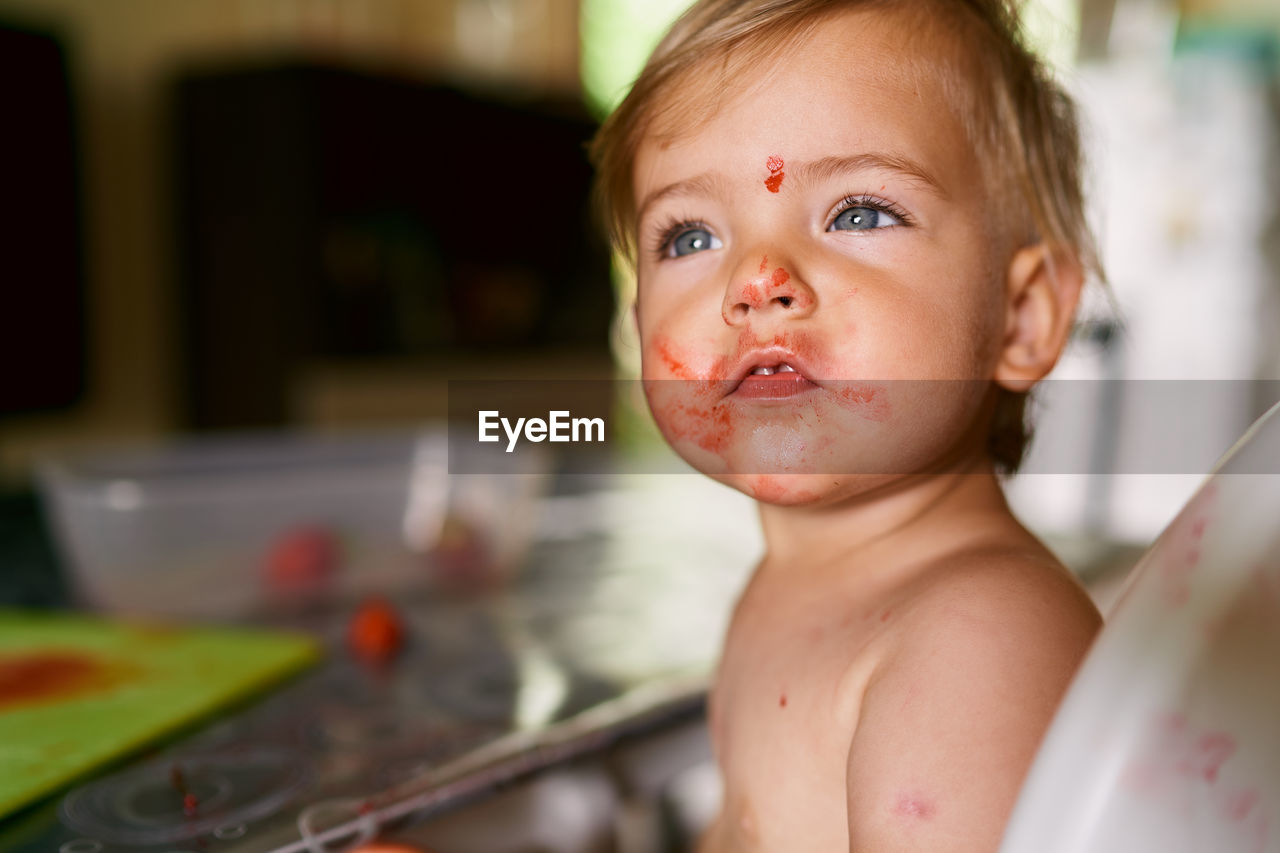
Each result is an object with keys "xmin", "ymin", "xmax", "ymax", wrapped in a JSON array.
[
  {"xmin": 751, "ymin": 366, "xmax": 775, "ymax": 376},
  {"xmin": 777, "ymin": 364, "xmax": 796, "ymax": 373}
]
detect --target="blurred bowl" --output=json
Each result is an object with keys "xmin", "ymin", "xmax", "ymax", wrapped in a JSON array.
[{"xmin": 36, "ymin": 428, "xmax": 548, "ymax": 619}]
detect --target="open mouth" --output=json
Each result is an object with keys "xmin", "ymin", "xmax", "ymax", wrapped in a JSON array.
[{"xmin": 733, "ymin": 361, "xmax": 820, "ymax": 400}]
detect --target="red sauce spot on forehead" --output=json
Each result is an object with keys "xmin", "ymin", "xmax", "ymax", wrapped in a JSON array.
[
  {"xmin": 764, "ymin": 155, "xmax": 785, "ymax": 192},
  {"xmin": 0, "ymin": 652, "xmax": 128, "ymax": 710},
  {"xmin": 779, "ymin": 693, "xmax": 788, "ymax": 708}
]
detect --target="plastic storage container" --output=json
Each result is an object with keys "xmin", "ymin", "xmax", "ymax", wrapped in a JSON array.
[{"xmin": 37, "ymin": 429, "xmax": 547, "ymax": 619}]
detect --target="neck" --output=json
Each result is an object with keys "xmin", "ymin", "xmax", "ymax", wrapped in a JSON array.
[{"xmin": 755, "ymin": 456, "xmax": 1012, "ymax": 571}]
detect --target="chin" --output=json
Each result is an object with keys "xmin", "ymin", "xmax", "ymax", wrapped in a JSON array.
[{"xmin": 719, "ymin": 471, "xmax": 903, "ymax": 507}]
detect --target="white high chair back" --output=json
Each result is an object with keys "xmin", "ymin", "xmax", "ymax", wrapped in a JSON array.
[{"xmin": 1001, "ymin": 402, "xmax": 1280, "ymax": 853}]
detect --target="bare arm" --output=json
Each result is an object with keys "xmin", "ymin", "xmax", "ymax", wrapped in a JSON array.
[{"xmin": 846, "ymin": 560, "xmax": 1100, "ymax": 852}]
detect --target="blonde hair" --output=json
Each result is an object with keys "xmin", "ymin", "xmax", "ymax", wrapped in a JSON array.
[{"xmin": 590, "ymin": 0, "xmax": 1101, "ymax": 472}]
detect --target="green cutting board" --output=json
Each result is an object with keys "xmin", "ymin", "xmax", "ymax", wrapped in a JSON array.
[{"xmin": 0, "ymin": 610, "xmax": 319, "ymax": 819}]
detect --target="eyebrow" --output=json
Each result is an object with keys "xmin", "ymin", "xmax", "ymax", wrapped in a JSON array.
[
  {"xmin": 636, "ymin": 171, "xmax": 731, "ymax": 226},
  {"xmin": 794, "ymin": 153, "xmax": 949, "ymax": 199},
  {"xmin": 635, "ymin": 151, "xmax": 948, "ymax": 224}
]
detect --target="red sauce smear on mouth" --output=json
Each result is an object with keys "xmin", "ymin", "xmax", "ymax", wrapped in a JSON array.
[
  {"xmin": 648, "ymin": 331, "xmax": 837, "ymax": 461},
  {"xmin": 764, "ymin": 155, "xmax": 785, "ymax": 192},
  {"xmin": 0, "ymin": 652, "xmax": 127, "ymax": 711}
]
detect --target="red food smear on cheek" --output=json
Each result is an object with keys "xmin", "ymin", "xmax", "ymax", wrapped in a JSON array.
[
  {"xmin": 656, "ymin": 338, "xmax": 696, "ymax": 380},
  {"xmin": 651, "ymin": 381, "xmax": 736, "ymax": 455},
  {"xmin": 0, "ymin": 652, "xmax": 129, "ymax": 710},
  {"xmin": 764, "ymin": 155, "xmax": 785, "ymax": 192},
  {"xmin": 834, "ymin": 384, "xmax": 892, "ymax": 422}
]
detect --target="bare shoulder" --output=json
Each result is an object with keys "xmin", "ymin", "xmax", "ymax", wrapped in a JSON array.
[{"xmin": 845, "ymin": 545, "xmax": 1101, "ymax": 852}]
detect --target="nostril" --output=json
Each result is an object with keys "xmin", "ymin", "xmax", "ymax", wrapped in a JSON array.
[{"xmin": 778, "ymin": 296, "xmax": 793, "ymax": 308}]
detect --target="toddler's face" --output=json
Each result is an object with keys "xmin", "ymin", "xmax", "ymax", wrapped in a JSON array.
[{"xmin": 633, "ymin": 8, "xmax": 1012, "ymax": 504}]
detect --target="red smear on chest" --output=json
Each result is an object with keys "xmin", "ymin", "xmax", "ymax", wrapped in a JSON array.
[
  {"xmin": 764, "ymin": 155, "xmax": 785, "ymax": 192},
  {"xmin": 0, "ymin": 652, "xmax": 127, "ymax": 711}
]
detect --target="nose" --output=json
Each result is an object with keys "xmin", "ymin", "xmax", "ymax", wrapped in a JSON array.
[{"xmin": 721, "ymin": 253, "xmax": 816, "ymax": 326}]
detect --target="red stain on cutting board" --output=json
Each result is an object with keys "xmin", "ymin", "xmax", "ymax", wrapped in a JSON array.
[{"xmin": 0, "ymin": 652, "xmax": 131, "ymax": 711}]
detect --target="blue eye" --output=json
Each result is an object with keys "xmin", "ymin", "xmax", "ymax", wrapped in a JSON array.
[
  {"xmin": 830, "ymin": 204, "xmax": 901, "ymax": 232},
  {"xmin": 667, "ymin": 226, "xmax": 721, "ymax": 258}
]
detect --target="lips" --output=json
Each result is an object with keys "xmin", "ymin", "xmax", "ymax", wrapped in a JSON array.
[{"xmin": 729, "ymin": 352, "xmax": 820, "ymax": 400}]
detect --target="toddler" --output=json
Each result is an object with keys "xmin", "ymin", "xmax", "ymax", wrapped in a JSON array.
[
  {"xmin": 361, "ymin": 0, "xmax": 1103, "ymax": 849},
  {"xmin": 590, "ymin": 0, "xmax": 1102, "ymax": 849}
]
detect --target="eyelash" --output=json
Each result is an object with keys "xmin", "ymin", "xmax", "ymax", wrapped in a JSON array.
[
  {"xmin": 649, "ymin": 216, "xmax": 712, "ymax": 261},
  {"xmin": 828, "ymin": 194, "xmax": 914, "ymax": 229},
  {"xmin": 646, "ymin": 193, "xmax": 914, "ymax": 261}
]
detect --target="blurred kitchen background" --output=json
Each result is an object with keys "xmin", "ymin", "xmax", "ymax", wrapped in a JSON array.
[
  {"xmin": 0, "ymin": 1, "xmax": 1277, "ymax": 850},
  {"xmin": 0, "ymin": 0, "xmax": 1277, "ymax": 599}
]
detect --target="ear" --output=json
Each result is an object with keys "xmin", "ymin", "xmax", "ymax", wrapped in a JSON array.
[{"xmin": 994, "ymin": 243, "xmax": 1084, "ymax": 392}]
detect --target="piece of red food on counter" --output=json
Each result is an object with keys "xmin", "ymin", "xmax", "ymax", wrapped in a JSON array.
[
  {"xmin": 427, "ymin": 514, "xmax": 496, "ymax": 591},
  {"xmin": 347, "ymin": 597, "xmax": 405, "ymax": 664},
  {"xmin": 264, "ymin": 525, "xmax": 340, "ymax": 593}
]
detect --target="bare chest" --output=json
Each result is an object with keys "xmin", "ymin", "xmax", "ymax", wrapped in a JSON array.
[{"xmin": 705, "ymin": 583, "xmax": 888, "ymax": 850}]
